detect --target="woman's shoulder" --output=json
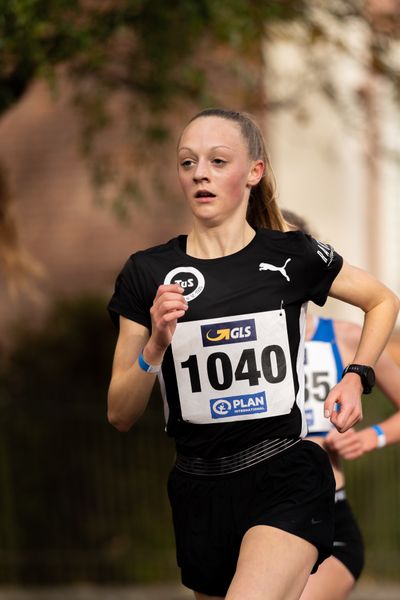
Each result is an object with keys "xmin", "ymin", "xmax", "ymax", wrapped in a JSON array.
[
  {"xmin": 256, "ymin": 227, "xmax": 312, "ymax": 251},
  {"xmin": 257, "ymin": 227, "xmax": 304, "ymax": 240},
  {"xmin": 124, "ymin": 235, "xmax": 184, "ymax": 265}
]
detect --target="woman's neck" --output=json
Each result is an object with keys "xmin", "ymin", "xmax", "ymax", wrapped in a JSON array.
[{"xmin": 186, "ymin": 222, "xmax": 256, "ymax": 259}]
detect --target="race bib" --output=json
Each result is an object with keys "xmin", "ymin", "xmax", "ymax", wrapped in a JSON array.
[
  {"xmin": 304, "ymin": 341, "xmax": 337, "ymax": 433},
  {"xmin": 171, "ymin": 311, "xmax": 295, "ymax": 424}
]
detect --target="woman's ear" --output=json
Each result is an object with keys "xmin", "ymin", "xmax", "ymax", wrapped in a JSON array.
[{"xmin": 247, "ymin": 160, "xmax": 265, "ymax": 187}]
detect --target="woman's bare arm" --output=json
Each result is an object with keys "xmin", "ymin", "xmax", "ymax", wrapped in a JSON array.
[
  {"xmin": 107, "ymin": 283, "xmax": 187, "ymax": 431},
  {"xmin": 324, "ymin": 261, "xmax": 399, "ymax": 433}
]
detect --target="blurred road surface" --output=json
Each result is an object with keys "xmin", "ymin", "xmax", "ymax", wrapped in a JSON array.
[{"xmin": 0, "ymin": 581, "xmax": 399, "ymax": 599}]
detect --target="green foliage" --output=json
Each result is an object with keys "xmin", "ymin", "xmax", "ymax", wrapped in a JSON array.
[
  {"xmin": 2, "ymin": 294, "xmax": 114, "ymax": 400},
  {"xmin": 0, "ymin": 0, "xmax": 81, "ymax": 111},
  {"xmin": 0, "ymin": 0, "xmax": 307, "ymax": 219},
  {"xmin": 0, "ymin": 0, "xmax": 303, "ymax": 115},
  {"xmin": 345, "ymin": 388, "xmax": 400, "ymax": 581},
  {"xmin": 2, "ymin": 1, "xmax": 400, "ymax": 221},
  {"xmin": 0, "ymin": 295, "xmax": 176, "ymax": 583}
]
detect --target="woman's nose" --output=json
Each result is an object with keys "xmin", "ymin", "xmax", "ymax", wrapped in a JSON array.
[{"xmin": 193, "ymin": 160, "xmax": 210, "ymax": 182}]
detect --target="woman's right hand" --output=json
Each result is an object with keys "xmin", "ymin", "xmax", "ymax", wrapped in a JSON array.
[{"xmin": 144, "ymin": 284, "xmax": 188, "ymax": 363}]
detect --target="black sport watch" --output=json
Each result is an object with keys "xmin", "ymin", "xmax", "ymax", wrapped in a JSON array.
[{"xmin": 342, "ymin": 364, "xmax": 375, "ymax": 394}]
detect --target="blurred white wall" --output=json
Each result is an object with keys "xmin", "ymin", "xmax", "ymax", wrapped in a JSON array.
[{"xmin": 263, "ymin": 16, "xmax": 400, "ymax": 325}]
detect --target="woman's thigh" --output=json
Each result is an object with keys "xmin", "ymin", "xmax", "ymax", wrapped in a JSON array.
[
  {"xmin": 299, "ymin": 556, "xmax": 355, "ymax": 600},
  {"xmin": 225, "ymin": 525, "xmax": 318, "ymax": 600}
]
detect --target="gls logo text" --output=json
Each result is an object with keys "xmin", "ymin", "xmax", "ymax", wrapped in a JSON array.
[{"xmin": 201, "ymin": 318, "xmax": 257, "ymax": 347}]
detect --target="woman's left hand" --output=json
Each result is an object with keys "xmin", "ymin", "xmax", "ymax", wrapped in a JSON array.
[
  {"xmin": 324, "ymin": 427, "xmax": 378, "ymax": 459},
  {"xmin": 324, "ymin": 374, "xmax": 363, "ymax": 432}
]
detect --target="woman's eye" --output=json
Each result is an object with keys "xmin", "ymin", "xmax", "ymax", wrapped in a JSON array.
[
  {"xmin": 212, "ymin": 158, "xmax": 226, "ymax": 166},
  {"xmin": 181, "ymin": 159, "xmax": 194, "ymax": 168}
]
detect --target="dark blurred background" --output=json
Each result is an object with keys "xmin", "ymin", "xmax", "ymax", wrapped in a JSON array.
[{"xmin": 0, "ymin": 0, "xmax": 399, "ymax": 591}]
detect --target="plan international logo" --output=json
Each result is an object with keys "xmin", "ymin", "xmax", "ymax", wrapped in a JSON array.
[
  {"xmin": 201, "ymin": 318, "xmax": 257, "ymax": 347},
  {"xmin": 210, "ymin": 392, "xmax": 268, "ymax": 419}
]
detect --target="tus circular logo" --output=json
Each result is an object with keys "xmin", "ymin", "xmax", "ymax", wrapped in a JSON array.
[{"xmin": 164, "ymin": 267, "xmax": 205, "ymax": 302}]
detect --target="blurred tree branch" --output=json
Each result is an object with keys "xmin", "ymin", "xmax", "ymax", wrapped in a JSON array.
[
  {"xmin": 0, "ymin": 0, "xmax": 399, "ymax": 287},
  {"xmin": 0, "ymin": 0, "xmax": 304, "ymax": 290}
]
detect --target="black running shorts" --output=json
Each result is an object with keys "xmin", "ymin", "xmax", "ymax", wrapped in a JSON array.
[
  {"xmin": 332, "ymin": 494, "xmax": 365, "ymax": 580},
  {"xmin": 167, "ymin": 439, "xmax": 335, "ymax": 597}
]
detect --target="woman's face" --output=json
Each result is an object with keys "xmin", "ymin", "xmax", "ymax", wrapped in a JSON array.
[{"xmin": 178, "ymin": 116, "xmax": 263, "ymax": 226}]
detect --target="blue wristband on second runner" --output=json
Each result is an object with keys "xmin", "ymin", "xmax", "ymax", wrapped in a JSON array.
[{"xmin": 371, "ymin": 424, "xmax": 386, "ymax": 448}]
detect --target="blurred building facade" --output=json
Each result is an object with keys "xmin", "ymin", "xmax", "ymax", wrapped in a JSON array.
[
  {"xmin": 0, "ymin": 79, "xmax": 192, "ymax": 342},
  {"xmin": 264, "ymin": 1, "xmax": 400, "ymax": 327}
]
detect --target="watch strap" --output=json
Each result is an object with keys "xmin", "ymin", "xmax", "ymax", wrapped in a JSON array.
[{"xmin": 342, "ymin": 363, "xmax": 375, "ymax": 394}]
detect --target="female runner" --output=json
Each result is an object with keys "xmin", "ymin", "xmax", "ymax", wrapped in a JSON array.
[{"xmin": 107, "ymin": 109, "xmax": 399, "ymax": 600}]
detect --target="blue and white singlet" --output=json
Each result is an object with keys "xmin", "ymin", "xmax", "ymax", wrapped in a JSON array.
[{"xmin": 304, "ymin": 317, "xmax": 343, "ymax": 436}]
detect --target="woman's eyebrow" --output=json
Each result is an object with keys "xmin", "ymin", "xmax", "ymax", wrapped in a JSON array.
[{"xmin": 178, "ymin": 145, "xmax": 233, "ymax": 152}]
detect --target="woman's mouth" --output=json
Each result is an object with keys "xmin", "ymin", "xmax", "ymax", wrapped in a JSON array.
[{"xmin": 194, "ymin": 190, "xmax": 216, "ymax": 201}]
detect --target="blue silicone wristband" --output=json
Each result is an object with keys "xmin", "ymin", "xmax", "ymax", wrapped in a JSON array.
[
  {"xmin": 372, "ymin": 424, "xmax": 383, "ymax": 436},
  {"xmin": 371, "ymin": 424, "xmax": 386, "ymax": 448},
  {"xmin": 138, "ymin": 352, "xmax": 161, "ymax": 373}
]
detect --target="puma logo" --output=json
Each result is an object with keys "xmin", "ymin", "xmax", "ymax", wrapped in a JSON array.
[{"xmin": 259, "ymin": 258, "xmax": 292, "ymax": 281}]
